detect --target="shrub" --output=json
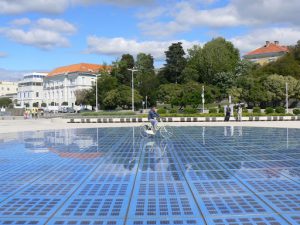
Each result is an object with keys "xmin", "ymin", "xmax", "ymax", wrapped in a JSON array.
[
  {"xmin": 184, "ymin": 106, "xmax": 197, "ymax": 114},
  {"xmin": 275, "ymin": 106, "xmax": 285, "ymax": 114},
  {"xmin": 169, "ymin": 108, "xmax": 177, "ymax": 114},
  {"xmin": 157, "ymin": 108, "xmax": 167, "ymax": 114},
  {"xmin": 265, "ymin": 107, "xmax": 274, "ymax": 114},
  {"xmin": 41, "ymin": 103, "xmax": 47, "ymax": 107},
  {"xmin": 242, "ymin": 108, "xmax": 248, "ymax": 113},
  {"xmin": 253, "ymin": 107, "xmax": 261, "ymax": 113},
  {"xmin": 293, "ymin": 108, "xmax": 300, "ymax": 115},
  {"xmin": 209, "ymin": 108, "xmax": 217, "ymax": 113},
  {"xmin": 219, "ymin": 107, "xmax": 224, "ymax": 113}
]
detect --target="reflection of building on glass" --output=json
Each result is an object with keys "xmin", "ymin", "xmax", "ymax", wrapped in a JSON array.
[
  {"xmin": 22, "ymin": 129, "xmax": 104, "ymax": 158},
  {"xmin": 45, "ymin": 129, "xmax": 103, "ymax": 159},
  {"xmin": 24, "ymin": 131, "xmax": 49, "ymax": 153}
]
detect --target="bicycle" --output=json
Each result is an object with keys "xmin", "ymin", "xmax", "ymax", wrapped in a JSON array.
[{"xmin": 140, "ymin": 119, "xmax": 174, "ymax": 139}]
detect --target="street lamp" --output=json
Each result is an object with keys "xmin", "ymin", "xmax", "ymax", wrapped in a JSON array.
[
  {"xmin": 127, "ymin": 68, "xmax": 138, "ymax": 112},
  {"xmin": 95, "ymin": 74, "xmax": 101, "ymax": 112},
  {"xmin": 201, "ymin": 86, "xmax": 205, "ymax": 113},
  {"xmin": 286, "ymin": 82, "xmax": 289, "ymax": 114}
]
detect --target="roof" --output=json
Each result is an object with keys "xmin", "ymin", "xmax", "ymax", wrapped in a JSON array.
[
  {"xmin": 47, "ymin": 63, "xmax": 106, "ymax": 77},
  {"xmin": 245, "ymin": 43, "xmax": 289, "ymax": 57}
]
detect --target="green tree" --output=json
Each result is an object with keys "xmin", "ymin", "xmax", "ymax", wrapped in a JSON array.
[
  {"xmin": 163, "ymin": 42, "xmax": 187, "ymax": 83},
  {"xmin": 181, "ymin": 67, "xmax": 199, "ymax": 83},
  {"xmin": 263, "ymin": 74, "xmax": 300, "ymax": 106},
  {"xmin": 75, "ymin": 89, "xmax": 91, "ymax": 106},
  {"xmin": 157, "ymin": 83, "xmax": 183, "ymax": 106},
  {"xmin": 0, "ymin": 98, "xmax": 12, "ymax": 107},
  {"xmin": 111, "ymin": 54, "xmax": 135, "ymax": 85},
  {"xmin": 201, "ymin": 37, "xmax": 240, "ymax": 83},
  {"xmin": 135, "ymin": 53, "xmax": 154, "ymax": 72}
]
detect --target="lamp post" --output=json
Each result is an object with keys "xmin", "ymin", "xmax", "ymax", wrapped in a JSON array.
[
  {"xmin": 201, "ymin": 86, "xmax": 205, "ymax": 113},
  {"xmin": 286, "ymin": 82, "xmax": 288, "ymax": 114},
  {"xmin": 127, "ymin": 68, "xmax": 138, "ymax": 112},
  {"xmin": 95, "ymin": 74, "xmax": 101, "ymax": 112}
]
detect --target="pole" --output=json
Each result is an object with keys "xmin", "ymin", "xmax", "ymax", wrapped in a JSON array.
[
  {"xmin": 132, "ymin": 70, "xmax": 134, "ymax": 112},
  {"xmin": 95, "ymin": 75, "xmax": 98, "ymax": 112},
  {"xmin": 128, "ymin": 68, "xmax": 138, "ymax": 112},
  {"xmin": 202, "ymin": 86, "xmax": 205, "ymax": 113},
  {"xmin": 146, "ymin": 95, "xmax": 148, "ymax": 109},
  {"xmin": 286, "ymin": 82, "xmax": 288, "ymax": 114}
]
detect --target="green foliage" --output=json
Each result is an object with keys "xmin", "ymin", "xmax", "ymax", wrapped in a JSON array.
[
  {"xmin": 253, "ymin": 107, "xmax": 261, "ymax": 113},
  {"xmin": 157, "ymin": 108, "xmax": 167, "ymax": 114},
  {"xmin": 135, "ymin": 53, "xmax": 154, "ymax": 72},
  {"xmin": 32, "ymin": 102, "xmax": 39, "ymax": 107},
  {"xmin": 219, "ymin": 107, "xmax": 224, "ymax": 113},
  {"xmin": 201, "ymin": 37, "xmax": 240, "ymax": 83},
  {"xmin": 293, "ymin": 108, "xmax": 300, "ymax": 115},
  {"xmin": 181, "ymin": 67, "xmax": 199, "ymax": 83},
  {"xmin": 209, "ymin": 108, "xmax": 217, "ymax": 113},
  {"xmin": 111, "ymin": 54, "xmax": 135, "ymax": 85},
  {"xmin": 169, "ymin": 108, "xmax": 177, "ymax": 114},
  {"xmin": 242, "ymin": 108, "xmax": 248, "ymax": 113},
  {"xmin": 275, "ymin": 106, "xmax": 285, "ymax": 114},
  {"xmin": 265, "ymin": 107, "xmax": 274, "ymax": 114},
  {"xmin": 41, "ymin": 103, "xmax": 47, "ymax": 107},
  {"xmin": 183, "ymin": 106, "xmax": 197, "ymax": 114},
  {"xmin": 163, "ymin": 42, "xmax": 187, "ymax": 83},
  {"xmin": 0, "ymin": 98, "xmax": 12, "ymax": 107}
]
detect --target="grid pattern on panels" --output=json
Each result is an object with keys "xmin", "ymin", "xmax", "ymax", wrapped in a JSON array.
[{"xmin": 0, "ymin": 126, "xmax": 299, "ymax": 225}]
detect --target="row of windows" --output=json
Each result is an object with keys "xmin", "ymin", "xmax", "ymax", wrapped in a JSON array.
[
  {"xmin": 0, "ymin": 87, "xmax": 17, "ymax": 91},
  {"xmin": 44, "ymin": 90, "xmax": 75, "ymax": 99},
  {"xmin": 18, "ymin": 92, "xmax": 39, "ymax": 98},
  {"xmin": 24, "ymin": 75, "xmax": 45, "ymax": 79},
  {"xmin": 19, "ymin": 82, "xmax": 43, "ymax": 87}
]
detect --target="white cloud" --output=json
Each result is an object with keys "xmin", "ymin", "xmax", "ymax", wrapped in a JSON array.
[
  {"xmin": 138, "ymin": 0, "xmax": 300, "ymax": 38},
  {"xmin": 74, "ymin": 0, "xmax": 154, "ymax": 7},
  {"xmin": 0, "ymin": 52, "xmax": 8, "ymax": 58},
  {"xmin": 36, "ymin": 18, "xmax": 77, "ymax": 34},
  {"xmin": 0, "ymin": 68, "xmax": 27, "ymax": 81},
  {"xmin": 0, "ymin": 0, "xmax": 69, "ymax": 14},
  {"xmin": 1, "ymin": 28, "xmax": 70, "ymax": 50},
  {"xmin": 86, "ymin": 36, "xmax": 200, "ymax": 59},
  {"xmin": 10, "ymin": 18, "xmax": 31, "ymax": 26},
  {"xmin": 0, "ymin": 18, "xmax": 76, "ymax": 50},
  {"xmin": 230, "ymin": 27, "xmax": 300, "ymax": 55},
  {"xmin": 0, "ymin": 0, "xmax": 154, "ymax": 14}
]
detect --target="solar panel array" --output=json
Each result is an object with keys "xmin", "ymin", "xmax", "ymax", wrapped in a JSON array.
[{"xmin": 0, "ymin": 126, "xmax": 299, "ymax": 224}]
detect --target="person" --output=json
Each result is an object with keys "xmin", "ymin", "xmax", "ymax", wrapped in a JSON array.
[
  {"xmin": 148, "ymin": 106, "xmax": 160, "ymax": 131},
  {"xmin": 224, "ymin": 105, "xmax": 231, "ymax": 121},
  {"xmin": 237, "ymin": 103, "xmax": 242, "ymax": 122}
]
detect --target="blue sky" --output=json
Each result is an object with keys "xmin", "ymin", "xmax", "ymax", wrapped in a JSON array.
[{"xmin": 0, "ymin": 0, "xmax": 300, "ymax": 80}]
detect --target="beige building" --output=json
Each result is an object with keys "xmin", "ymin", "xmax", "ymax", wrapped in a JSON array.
[
  {"xmin": 243, "ymin": 41, "xmax": 289, "ymax": 65},
  {"xmin": 0, "ymin": 81, "xmax": 18, "ymax": 97}
]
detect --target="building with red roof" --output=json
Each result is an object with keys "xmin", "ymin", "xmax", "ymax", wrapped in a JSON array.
[
  {"xmin": 243, "ymin": 41, "xmax": 289, "ymax": 65},
  {"xmin": 44, "ymin": 63, "xmax": 110, "ymax": 108}
]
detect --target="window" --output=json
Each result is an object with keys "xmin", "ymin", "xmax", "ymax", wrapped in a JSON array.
[{"xmin": 36, "ymin": 92, "xmax": 39, "ymax": 98}]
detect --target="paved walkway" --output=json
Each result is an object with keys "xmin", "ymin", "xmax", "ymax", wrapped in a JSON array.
[{"xmin": 0, "ymin": 118, "xmax": 300, "ymax": 134}]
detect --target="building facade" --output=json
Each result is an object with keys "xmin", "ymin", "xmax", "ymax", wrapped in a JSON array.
[
  {"xmin": 43, "ymin": 63, "xmax": 104, "ymax": 107},
  {"xmin": 17, "ymin": 72, "xmax": 48, "ymax": 108},
  {"xmin": 243, "ymin": 41, "xmax": 289, "ymax": 65},
  {"xmin": 0, "ymin": 81, "xmax": 18, "ymax": 97}
]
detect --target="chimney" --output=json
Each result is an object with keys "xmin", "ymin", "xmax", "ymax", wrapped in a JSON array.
[
  {"xmin": 265, "ymin": 41, "xmax": 270, "ymax": 46},
  {"xmin": 274, "ymin": 41, "xmax": 279, "ymax": 45}
]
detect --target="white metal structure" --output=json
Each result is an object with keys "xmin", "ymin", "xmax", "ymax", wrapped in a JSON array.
[{"xmin": 140, "ymin": 120, "xmax": 173, "ymax": 138}]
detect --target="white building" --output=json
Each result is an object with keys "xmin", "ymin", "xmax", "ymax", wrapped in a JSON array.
[
  {"xmin": 43, "ymin": 63, "xmax": 104, "ymax": 107},
  {"xmin": 0, "ymin": 81, "xmax": 18, "ymax": 97},
  {"xmin": 17, "ymin": 72, "xmax": 47, "ymax": 108}
]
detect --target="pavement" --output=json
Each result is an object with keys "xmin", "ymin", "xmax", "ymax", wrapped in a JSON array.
[{"xmin": 1, "ymin": 118, "xmax": 300, "ymax": 134}]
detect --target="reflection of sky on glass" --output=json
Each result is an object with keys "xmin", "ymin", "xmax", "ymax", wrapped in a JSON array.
[{"xmin": 0, "ymin": 127, "xmax": 299, "ymax": 224}]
